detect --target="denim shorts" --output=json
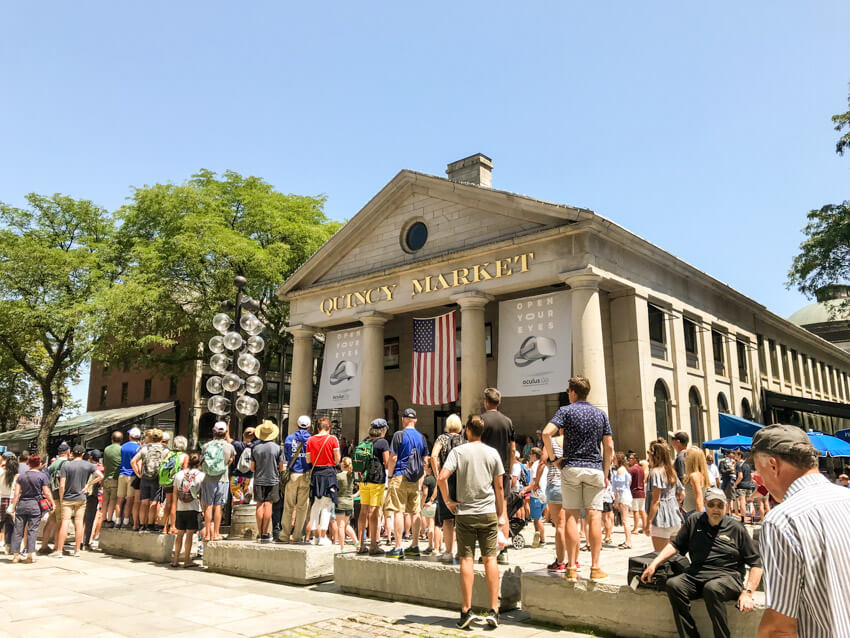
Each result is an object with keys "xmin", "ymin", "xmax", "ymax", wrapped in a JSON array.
[
  {"xmin": 201, "ymin": 480, "xmax": 228, "ymax": 507},
  {"xmin": 529, "ymin": 496, "xmax": 545, "ymax": 520},
  {"xmin": 545, "ymin": 483, "xmax": 562, "ymax": 505}
]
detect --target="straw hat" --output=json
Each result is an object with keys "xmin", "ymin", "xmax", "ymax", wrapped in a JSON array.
[{"xmin": 254, "ymin": 420, "xmax": 279, "ymax": 442}]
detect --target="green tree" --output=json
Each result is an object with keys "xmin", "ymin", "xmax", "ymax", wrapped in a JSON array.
[
  {"xmin": 0, "ymin": 194, "xmax": 117, "ymax": 455},
  {"xmin": 96, "ymin": 170, "xmax": 340, "ymax": 424},
  {"xmin": 789, "ymin": 87, "xmax": 850, "ymax": 302},
  {"xmin": 0, "ymin": 352, "xmax": 41, "ymax": 432}
]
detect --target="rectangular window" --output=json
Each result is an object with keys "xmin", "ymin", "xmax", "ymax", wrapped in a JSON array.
[
  {"xmin": 648, "ymin": 304, "xmax": 667, "ymax": 359},
  {"xmin": 769, "ymin": 340, "xmax": 779, "ymax": 381},
  {"xmin": 780, "ymin": 345, "xmax": 791, "ymax": 383},
  {"xmin": 736, "ymin": 341, "xmax": 748, "ymax": 382},
  {"xmin": 121, "ymin": 382, "xmax": 128, "ymax": 405},
  {"xmin": 99, "ymin": 386, "xmax": 107, "ymax": 407},
  {"xmin": 790, "ymin": 350, "xmax": 801, "ymax": 386},
  {"xmin": 757, "ymin": 336, "xmax": 767, "ymax": 376},
  {"xmin": 456, "ymin": 324, "xmax": 493, "ymax": 360},
  {"xmin": 283, "ymin": 381, "xmax": 291, "ymax": 404},
  {"xmin": 683, "ymin": 318, "xmax": 699, "ymax": 369},
  {"xmin": 384, "ymin": 337, "xmax": 400, "ymax": 369},
  {"xmin": 812, "ymin": 358, "xmax": 821, "ymax": 391},
  {"xmin": 143, "ymin": 378, "xmax": 152, "ymax": 401},
  {"xmin": 712, "ymin": 330, "xmax": 725, "ymax": 376},
  {"xmin": 169, "ymin": 376, "xmax": 178, "ymax": 397},
  {"xmin": 266, "ymin": 381, "xmax": 280, "ymax": 403},
  {"xmin": 267, "ymin": 353, "xmax": 281, "ymax": 372}
]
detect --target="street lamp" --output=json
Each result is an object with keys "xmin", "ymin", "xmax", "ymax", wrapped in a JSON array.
[{"xmin": 205, "ymin": 276, "xmax": 265, "ymax": 437}]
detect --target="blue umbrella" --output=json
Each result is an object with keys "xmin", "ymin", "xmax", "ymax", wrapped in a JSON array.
[
  {"xmin": 702, "ymin": 434, "xmax": 753, "ymax": 450},
  {"xmin": 806, "ymin": 431, "xmax": 850, "ymax": 457}
]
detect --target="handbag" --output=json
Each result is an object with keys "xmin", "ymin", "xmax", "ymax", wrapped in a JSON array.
[
  {"xmin": 279, "ymin": 440, "xmax": 305, "ymax": 492},
  {"xmin": 38, "ymin": 497, "xmax": 53, "ymax": 513}
]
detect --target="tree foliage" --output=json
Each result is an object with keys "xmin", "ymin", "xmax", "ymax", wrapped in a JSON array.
[
  {"xmin": 0, "ymin": 194, "xmax": 117, "ymax": 454},
  {"xmin": 0, "ymin": 351, "xmax": 41, "ymax": 433},
  {"xmin": 788, "ymin": 87, "xmax": 850, "ymax": 306},
  {"xmin": 95, "ymin": 170, "xmax": 341, "ymax": 421}
]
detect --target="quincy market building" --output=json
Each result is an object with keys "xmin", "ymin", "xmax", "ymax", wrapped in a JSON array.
[{"xmin": 277, "ymin": 154, "xmax": 850, "ymax": 453}]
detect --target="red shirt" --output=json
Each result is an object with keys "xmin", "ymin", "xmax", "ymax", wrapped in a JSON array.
[{"xmin": 306, "ymin": 434, "xmax": 339, "ymax": 467}]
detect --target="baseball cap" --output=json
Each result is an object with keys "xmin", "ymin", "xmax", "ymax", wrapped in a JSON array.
[
  {"xmin": 402, "ymin": 408, "xmax": 417, "ymax": 418},
  {"xmin": 72, "ymin": 444, "xmax": 86, "ymax": 455},
  {"xmin": 750, "ymin": 424, "xmax": 815, "ymax": 458},
  {"xmin": 370, "ymin": 418, "xmax": 388, "ymax": 429},
  {"xmin": 128, "ymin": 427, "xmax": 141, "ymax": 439},
  {"xmin": 213, "ymin": 421, "xmax": 227, "ymax": 433},
  {"xmin": 297, "ymin": 415, "xmax": 311, "ymax": 429},
  {"xmin": 704, "ymin": 487, "xmax": 726, "ymax": 503},
  {"xmin": 88, "ymin": 449, "xmax": 102, "ymax": 460},
  {"xmin": 58, "ymin": 442, "xmax": 70, "ymax": 452}
]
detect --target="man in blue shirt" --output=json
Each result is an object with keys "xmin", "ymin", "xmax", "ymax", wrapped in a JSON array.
[
  {"xmin": 276, "ymin": 415, "xmax": 313, "ymax": 543},
  {"xmin": 542, "ymin": 376, "xmax": 614, "ymax": 583},
  {"xmin": 385, "ymin": 408, "xmax": 429, "ymax": 559},
  {"xmin": 115, "ymin": 427, "xmax": 141, "ymax": 529}
]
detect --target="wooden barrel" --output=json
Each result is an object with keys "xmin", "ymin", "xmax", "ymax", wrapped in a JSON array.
[{"xmin": 229, "ymin": 503, "xmax": 258, "ymax": 539}]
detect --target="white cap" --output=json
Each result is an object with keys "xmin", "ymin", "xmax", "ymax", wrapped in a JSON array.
[
  {"xmin": 213, "ymin": 421, "xmax": 227, "ymax": 433},
  {"xmin": 162, "ymin": 431, "xmax": 171, "ymax": 440},
  {"xmin": 297, "ymin": 415, "xmax": 311, "ymax": 429},
  {"xmin": 128, "ymin": 427, "xmax": 141, "ymax": 439}
]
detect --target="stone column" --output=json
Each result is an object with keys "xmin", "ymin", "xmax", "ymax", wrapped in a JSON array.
[
  {"xmin": 287, "ymin": 325, "xmax": 316, "ymax": 434},
  {"xmin": 453, "ymin": 292, "xmax": 492, "ymax": 419},
  {"xmin": 561, "ymin": 269, "xmax": 608, "ymax": 412},
  {"xmin": 357, "ymin": 311, "xmax": 391, "ymax": 435}
]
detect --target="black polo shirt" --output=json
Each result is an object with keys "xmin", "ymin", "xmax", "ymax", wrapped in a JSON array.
[{"xmin": 671, "ymin": 512, "xmax": 761, "ymax": 581}]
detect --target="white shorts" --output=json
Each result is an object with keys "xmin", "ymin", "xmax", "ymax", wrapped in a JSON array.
[
  {"xmin": 630, "ymin": 497, "xmax": 646, "ymax": 512},
  {"xmin": 651, "ymin": 524, "xmax": 681, "ymax": 539}
]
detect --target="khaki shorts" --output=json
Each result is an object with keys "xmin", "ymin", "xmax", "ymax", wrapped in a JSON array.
[
  {"xmin": 103, "ymin": 478, "xmax": 119, "ymax": 502},
  {"xmin": 630, "ymin": 497, "xmax": 646, "ymax": 512},
  {"xmin": 384, "ymin": 475, "xmax": 420, "ymax": 514},
  {"xmin": 561, "ymin": 466, "xmax": 605, "ymax": 511},
  {"xmin": 455, "ymin": 513, "xmax": 499, "ymax": 558},
  {"xmin": 61, "ymin": 500, "xmax": 86, "ymax": 524},
  {"xmin": 117, "ymin": 475, "xmax": 134, "ymax": 499}
]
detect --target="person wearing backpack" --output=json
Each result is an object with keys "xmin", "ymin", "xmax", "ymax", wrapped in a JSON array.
[
  {"xmin": 250, "ymin": 420, "xmax": 282, "ymax": 544},
  {"xmin": 200, "ymin": 422, "xmax": 235, "ymax": 543},
  {"xmin": 354, "ymin": 418, "xmax": 391, "ymax": 556},
  {"xmin": 305, "ymin": 416, "xmax": 340, "ymax": 546},
  {"xmin": 385, "ymin": 408, "xmax": 429, "ymax": 559},
  {"xmin": 130, "ymin": 429, "xmax": 168, "ymax": 532},
  {"xmin": 172, "ymin": 452, "xmax": 205, "ymax": 568},
  {"xmin": 430, "ymin": 414, "xmax": 466, "ymax": 562},
  {"xmin": 159, "ymin": 436, "xmax": 189, "ymax": 535},
  {"xmin": 38, "ymin": 442, "xmax": 71, "ymax": 555}
]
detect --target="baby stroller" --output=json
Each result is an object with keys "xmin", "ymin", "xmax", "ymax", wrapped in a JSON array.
[{"xmin": 507, "ymin": 492, "xmax": 528, "ymax": 549}]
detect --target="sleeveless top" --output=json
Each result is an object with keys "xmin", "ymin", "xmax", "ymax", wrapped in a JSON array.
[{"xmin": 547, "ymin": 438, "xmax": 564, "ymax": 488}]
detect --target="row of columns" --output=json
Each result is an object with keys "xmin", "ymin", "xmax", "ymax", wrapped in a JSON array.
[{"xmin": 286, "ymin": 270, "xmax": 610, "ymax": 433}]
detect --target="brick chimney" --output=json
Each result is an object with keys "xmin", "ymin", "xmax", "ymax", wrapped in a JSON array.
[{"xmin": 446, "ymin": 153, "xmax": 493, "ymax": 188}]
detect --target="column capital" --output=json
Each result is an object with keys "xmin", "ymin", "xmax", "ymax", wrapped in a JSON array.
[
  {"xmin": 356, "ymin": 311, "xmax": 392, "ymax": 327},
  {"xmin": 559, "ymin": 266, "xmax": 603, "ymax": 290},
  {"xmin": 286, "ymin": 324, "xmax": 317, "ymax": 339},
  {"xmin": 451, "ymin": 291, "xmax": 493, "ymax": 310}
]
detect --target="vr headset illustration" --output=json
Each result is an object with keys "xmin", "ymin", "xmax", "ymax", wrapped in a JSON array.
[
  {"xmin": 329, "ymin": 360, "xmax": 358, "ymax": 385},
  {"xmin": 514, "ymin": 335, "xmax": 557, "ymax": 367}
]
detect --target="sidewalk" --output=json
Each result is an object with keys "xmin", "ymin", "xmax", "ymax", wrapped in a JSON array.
[{"xmin": 0, "ymin": 550, "xmax": 591, "ymax": 638}]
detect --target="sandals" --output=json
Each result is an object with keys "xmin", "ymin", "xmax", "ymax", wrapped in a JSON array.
[
  {"xmin": 580, "ymin": 544, "xmax": 591, "ymax": 552},
  {"xmin": 618, "ymin": 543, "xmax": 632, "ymax": 550}
]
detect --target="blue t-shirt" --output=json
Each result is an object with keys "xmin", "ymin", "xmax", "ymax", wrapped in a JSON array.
[
  {"xmin": 549, "ymin": 401, "xmax": 613, "ymax": 470},
  {"xmin": 119, "ymin": 441, "xmax": 140, "ymax": 477},
  {"xmin": 390, "ymin": 428, "xmax": 428, "ymax": 477},
  {"xmin": 283, "ymin": 429, "xmax": 312, "ymax": 474}
]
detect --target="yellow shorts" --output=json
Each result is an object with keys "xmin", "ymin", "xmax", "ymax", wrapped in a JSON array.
[
  {"xmin": 384, "ymin": 475, "xmax": 421, "ymax": 514},
  {"xmin": 359, "ymin": 482, "xmax": 386, "ymax": 507}
]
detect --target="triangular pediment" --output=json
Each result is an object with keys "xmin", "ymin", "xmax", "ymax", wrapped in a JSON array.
[{"xmin": 279, "ymin": 170, "xmax": 593, "ymax": 295}]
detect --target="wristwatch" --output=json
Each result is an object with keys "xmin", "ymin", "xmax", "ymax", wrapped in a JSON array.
[{"xmin": 743, "ymin": 588, "xmax": 753, "ymax": 596}]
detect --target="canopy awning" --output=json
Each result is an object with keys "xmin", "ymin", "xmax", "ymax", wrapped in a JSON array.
[
  {"xmin": 0, "ymin": 402, "xmax": 176, "ymax": 445},
  {"xmin": 718, "ymin": 413, "xmax": 764, "ymax": 438}
]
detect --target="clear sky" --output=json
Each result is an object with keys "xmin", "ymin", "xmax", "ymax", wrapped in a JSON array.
[{"xmin": 2, "ymin": 2, "xmax": 848, "ymax": 410}]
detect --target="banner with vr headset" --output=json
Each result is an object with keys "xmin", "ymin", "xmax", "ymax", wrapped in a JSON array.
[
  {"xmin": 497, "ymin": 290, "xmax": 571, "ymax": 396},
  {"xmin": 316, "ymin": 327, "xmax": 362, "ymax": 409}
]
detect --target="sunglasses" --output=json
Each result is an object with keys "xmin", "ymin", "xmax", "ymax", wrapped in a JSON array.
[{"xmin": 705, "ymin": 501, "xmax": 725, "ymax": 509}]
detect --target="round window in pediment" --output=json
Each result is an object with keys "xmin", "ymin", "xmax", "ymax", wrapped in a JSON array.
[{"xmin": 402, "ymin": 220, "xmax": 428, "ymax": 253}]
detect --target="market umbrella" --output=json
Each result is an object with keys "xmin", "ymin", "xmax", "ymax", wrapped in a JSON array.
[
  {"xmin": 701, "ymin": 434, "xmax": 753, "ymax": 450},
  {"xmin": 806, "ymin": 431, "xmax": 850, "ymax": 457}
]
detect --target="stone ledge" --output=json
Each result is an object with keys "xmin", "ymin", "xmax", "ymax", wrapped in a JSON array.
[
  {"xmin": 334, "ymin": 553, "xmax": 521, "ymax": 612},
  {"xmin": 522, "ymin": 570, "xmax": 764, "ymax": 638},
  {"xmin": 98, "ymin": 527, "xmax": 175, "ymax": 564},
  {"xmin": 203, "ymin": 541, "xmax": 337, "ymax": 585}
]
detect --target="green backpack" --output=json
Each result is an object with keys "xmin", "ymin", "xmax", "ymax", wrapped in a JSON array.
[
  {"xmin": 158, "ymin": 451, "xmax": 182, "ymax": 487},
  {"xmin": 202, "ymin": 441, "xmax": 227, "ymax": 477}
]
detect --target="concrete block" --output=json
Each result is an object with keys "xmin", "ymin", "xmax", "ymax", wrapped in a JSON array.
[
  {"xmin": 522, "ymin": 570, "xmax": 764, "ymax": 638},
  {"xmin": 334, "ymin": 554, "xmax": 521, "ymax": 611},
  {"xmin": 99, "ymin": 528, "xmax": 176, "ymax": 564},
  {"xmin": 203, "ymin": 541, "xmax": 337, "ymax": 585}
]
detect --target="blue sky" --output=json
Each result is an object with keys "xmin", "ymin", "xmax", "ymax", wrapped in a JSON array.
[{"xmin": 1, "ymin": 2, "xmax": 848, "ymax": 410}]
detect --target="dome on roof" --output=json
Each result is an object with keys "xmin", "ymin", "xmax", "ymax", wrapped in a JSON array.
[{"xmin": 789, "ymin": 285, "xmax": 850, "ymax": 326}]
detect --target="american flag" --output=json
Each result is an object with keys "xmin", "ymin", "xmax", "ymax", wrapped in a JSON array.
[{"xmin": 412, "ymin": 311, "xmax": 457, "ymax": 405}]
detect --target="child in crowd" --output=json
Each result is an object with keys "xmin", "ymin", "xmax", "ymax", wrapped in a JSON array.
[{"xmin": 334, "ymin": 457, "xmax": 358, "ymax": 552}]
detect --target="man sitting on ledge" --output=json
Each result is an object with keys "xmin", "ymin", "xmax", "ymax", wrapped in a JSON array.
[{"xmin": 641, "ymin": 487, "xmax": 762, "ymax": 638}]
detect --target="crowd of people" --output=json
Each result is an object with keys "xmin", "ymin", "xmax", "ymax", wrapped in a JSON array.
[{"xmin": 2, "ymin": 374, "xmax": 849, "ymax": 635}]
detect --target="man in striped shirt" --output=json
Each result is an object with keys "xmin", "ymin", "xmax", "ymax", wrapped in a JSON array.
[{"xmin": 751, "ymin": 424, "xmax": 850, "ymax": 638}]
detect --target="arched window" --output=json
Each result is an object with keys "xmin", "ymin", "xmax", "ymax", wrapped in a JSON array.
[
  {"xmin": 384, "ymin": 395, "xmax": 399, "ymax": 433},
  {"xmin": 653, "ymin": 380, "xmax": 671, "ymax": 440},
  {"xmin": 741, "ymin": 398, "xmax": 753, "ymax": 421},
  {"xmin": 717, "ymin": 393, "xmax": 729, "ymax": 415},
  {"xmin": 689, "ymin": 387, "xmax": 703, "ymax": 445}
]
